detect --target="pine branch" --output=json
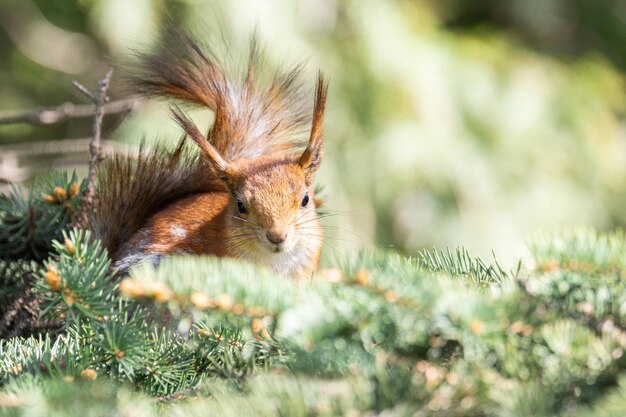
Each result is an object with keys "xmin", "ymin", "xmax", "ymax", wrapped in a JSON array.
[
  {"xmin": 3, "ymin": 226, "xmax": 626, "ymax": 414},
  {"xmin": 417, "ymin": 246, "xmax": 511, "ymax": 286},
  {"xmin": 0, "ymin": 171, "xmax": 85, "ymax": 260}
]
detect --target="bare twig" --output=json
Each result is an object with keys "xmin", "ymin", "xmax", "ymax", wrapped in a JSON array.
[
  {"xmin": 0, "ymin": 138, "xmax": 134, "ymax": 193},
  {"xmin": 71, "ymin": 80, "xmax": 96, "ymax": 101},
  {"xmin": 0, "ymin": 97, "xmax": 141, "ymax": 126},
  {"xmin": 0, "ymin": 137, "xmax": 131, "ymax": 156},
  {"xmin": 75, "ymin": 69, "xmax": 114, "ymax": 226}
]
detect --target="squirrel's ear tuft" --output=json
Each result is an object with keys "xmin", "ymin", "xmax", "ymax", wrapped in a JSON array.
[
  {"xmin": 170, "ymin": 107, "xmax": 233, "ymax": 180},
  {"xmin": 299, "ymin": 73, "xmax": 328, "ymax": 175}
]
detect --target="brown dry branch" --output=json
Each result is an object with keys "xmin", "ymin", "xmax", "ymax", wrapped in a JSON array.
[
  {"xmin": 0, "ymin": 271, "xmax": 61, "ymax": 338},
  {"xmin": 0, "ymin": 97, "xmax": 140, "ymax": 126},
  {"xmin": 0, "ymin": 139, "xmax": 134, "ymax": 196}
]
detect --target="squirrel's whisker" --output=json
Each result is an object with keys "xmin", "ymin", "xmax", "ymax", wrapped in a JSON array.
[
  {"xmin": 295, "ymin": 214, "xmax": 338, "ymax": 227},
  {"xmin": 231, "ymin": 215, "xmax": 261, "ymax": 227}
]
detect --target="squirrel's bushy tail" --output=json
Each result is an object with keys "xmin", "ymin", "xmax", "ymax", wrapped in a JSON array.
[
  {"xmin": 90, "ymin": 140, "xmax": 222, "ymax": 258},
  {"xmin": 129, "ymin": 27, "xmax": 314, "ymax": 161}
]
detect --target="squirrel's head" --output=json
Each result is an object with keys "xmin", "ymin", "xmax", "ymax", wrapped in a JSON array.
[
  {"xmin": 220, "ymin": 154, "xmax": 320, "ymax": 254},
  {"xmin": 171, "ymin": 75, "xmax": 327, "ymax": 255}
]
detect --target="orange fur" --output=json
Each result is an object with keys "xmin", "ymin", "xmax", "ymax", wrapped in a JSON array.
[
  {"xmin": 140, "ymin": 193, "xmax": 231, "ymax": 256},
  {"xmin": 116, "ymin": 156, "xmax": 323, "ymax": 280},
  {"xmin": 102, "ymin": 27, "xmax": 328, "ymax": 280}
]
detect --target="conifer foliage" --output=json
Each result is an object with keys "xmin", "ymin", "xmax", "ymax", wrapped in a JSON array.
[{"xmin": 2, "ymin": 171, "xmax": 626, "ymax": 416}]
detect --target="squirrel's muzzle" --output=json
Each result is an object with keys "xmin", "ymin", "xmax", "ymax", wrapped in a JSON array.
[{"xmin": 266, "ymin": 230, "xmax": 287, "ymax": 245}]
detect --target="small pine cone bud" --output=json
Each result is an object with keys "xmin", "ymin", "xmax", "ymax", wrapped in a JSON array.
[
  {"xmin": 53, "ymin": 187, "xmax": 67, "ymax": 200},
  {"xmin": 251, "ymin": 317, "xmax": 271, "ymax": 339},
  {"xmin": 470, "ymin": 319, "xmax": 485, "ymax": 335},
  {"xmin": 577, "ymin": 302, "xmax": 593, "ymax": 315},
  {"xmin": 251, "ymin": 318, "xmax": 266, "ymax": 334},
  {"xmin": 246, "ymin": 306, "xmax": 266, "ymax": 317},
  {"xmin": 214, "ymin": 294, "xmax": 234, "ymax": 311},
  {"xmin": 190, "ymin": 292, "xmax": 213, "ymax": 310},
  {"xmin": 150, "ymin": 282, "xmax": 172, "ymax": 302},
  {"xmin": 541, "ymin": 261, "xmax": 559, "ymax": 272},
  {"xmin": 353, "ymin": 269, "xmax": 371, "ymax": 286},
  {"xmin": 69, "ymin": 183, "xmax": 81, "ymax": 197},
  {"xmin": 64, "ymin": 239, "xmax": 75, "ymax": 254},
  {"xmin": 510, "ymin": 321, "xmax": 524, "ymax": 335},
  {"xmin": 115, "ymin": 350, "xmax": 125, "ymax": 359},
  {"xmin": 42, "ymin": 194, "xmax": 57, "ymax": 204},
  {"xmin": 232, "ymin": 304, "xmax": 245, "ymax": 315},
  {"xmin": 384, "ymin": 291, "xmax": 399, "ymax": 303},
  {"xmin": 445, "ymin": 372, "xmax": 459, "ymax": 386},
  {"xmin": 80, "ymin": 369, "xmax": 97, "ymax": 381},
  {"xmin": 319, "ymin": 268, "xmax": 343, "ymax": 284},
  {"xmin": 45, "ymin": 270, "xmax": 61, "ymax": 291},
  {"xmin": 9, "ymin": 364, "xmax": 22, "ymax": 376},
  {"xmin": 64, "ymin": 290, "xmax": 75, "ymax": 307},
  {"xmin": 119, "ymin": 279, "xmax": 145, "ymax": 298},
  {"xmin": 424, "ymin": 366, "xmax": 442, "ymax": 389},
  {"xmin": 197, "ymin": 329, "xmax": 212, "ymax": 337},
  {"xmin": 416, "ymin": 360, "xmax": 429, "ymax": 373}
]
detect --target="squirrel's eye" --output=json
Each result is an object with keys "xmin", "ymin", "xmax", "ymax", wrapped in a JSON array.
[
  {"xmin": 236, "ymin": 200, "xmax": 248, "ymax": 214},
  {"xmin": 301, "ymin": 193, "xmax": 310, "ymax": 208}
]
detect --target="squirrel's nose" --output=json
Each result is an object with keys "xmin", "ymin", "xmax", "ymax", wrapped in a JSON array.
[{"xmin": 266, "ymin": 230, "xmax": 287, "ymax": 244}]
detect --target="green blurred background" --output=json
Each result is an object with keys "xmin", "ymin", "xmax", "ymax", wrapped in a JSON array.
[{"xmin": 0, "ymin": 0, "xmax": 625, "ymax": 265}]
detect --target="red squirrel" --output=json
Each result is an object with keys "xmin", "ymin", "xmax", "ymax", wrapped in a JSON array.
[{"xmin": 89, "ymin": 29, "xmax": 328, "ymax": 281}]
